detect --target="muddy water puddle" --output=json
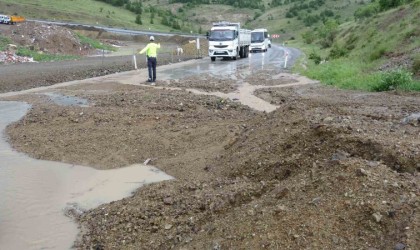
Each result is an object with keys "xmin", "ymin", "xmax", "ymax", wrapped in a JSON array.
[
  {"xmin": 42, "ymin": 92, "xmax": 90, "ymax": 107},
  {"xmin": 0, "ymin": 101, "xmax": 173, "ymax": 249}
]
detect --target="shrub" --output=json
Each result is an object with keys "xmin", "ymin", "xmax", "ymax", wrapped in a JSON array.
[
  {"xmin": 413, "ymin": 55, "xmax": 420, "ymax": 75},
  {"xmin": 354, "ymin": 3, "xmax": 379, "ymax": 19},
  {"xmin": 254, "ymin": 11, "xmax": 262, "ymax": 20},
  {"xmin": 373, "ymin": 68, "xmax": 413, "ymax": 91},
  {"xmin": 135, "ymin": 14, "xmax": 142, "ymax": 25},
  {"xmin": 379, "ymin": 0, "xmax": 404, "ymax": 11},
  {"xmin": 302, "ymin": 30, "xmax": 316, "ymax": 44},
  {"xmin": 329, "ymin": 44, "xmax": 348, "ymax": 59},
  {"xmin": 369, "ymin": 47, "xmax": 387, "ymax": 61},
  {"xmin": 309, "ymin": 51, "xmax": 322, "ymax": 64},
  {"xmin": 0, "ymin": 35, "xmax": 12, "ymax": 51}
]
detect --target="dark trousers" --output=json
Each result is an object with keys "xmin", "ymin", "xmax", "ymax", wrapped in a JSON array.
[{"xmin": 147, "ymin": 57, "xmax": 157, "ymax": 81}]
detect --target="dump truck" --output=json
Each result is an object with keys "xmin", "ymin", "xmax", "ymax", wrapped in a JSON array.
[
  {"xmin": 208, "ymin": 21, "xmax": 251, "ymax": 61},
  {"xmin": 1, "ymin": 15, "xmax": 25, "ymax": 25}
]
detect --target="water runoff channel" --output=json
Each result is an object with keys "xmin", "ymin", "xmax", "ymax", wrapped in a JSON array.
[{"xmin": 0, "ymin": 45, "xmax": 298, "ymax": 249}]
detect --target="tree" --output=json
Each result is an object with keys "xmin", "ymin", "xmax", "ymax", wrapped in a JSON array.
[
  {"xmin": 379, "ymin": 0, "xmax": 404, "ymax": 10},
  {"xmin": 135, "ymin": 14, "xmax": 142, "ymax": 25}
]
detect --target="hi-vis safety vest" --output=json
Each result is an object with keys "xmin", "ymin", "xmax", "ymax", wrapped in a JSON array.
[{"xmin": 139, "ymin": 42, "xmax": 161, "ymax": 57}]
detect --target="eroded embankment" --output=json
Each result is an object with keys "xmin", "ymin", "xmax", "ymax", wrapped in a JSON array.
[{"xmin": 4, "ymin": 75, "xmax": 419, "ymax": 249}]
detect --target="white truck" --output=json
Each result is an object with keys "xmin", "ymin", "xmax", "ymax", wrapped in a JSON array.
[
  {"xmin": 250, "ymin": 28, "xmax": 271, "ymax": 53},
  {"xmin": 208, "ymin": 21, "xmax": 251, "ymax": 61}
]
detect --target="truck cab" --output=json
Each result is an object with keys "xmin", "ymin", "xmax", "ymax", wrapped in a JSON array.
[
  {"xmin": 208, "ymin": 21, "xmax": 251, "ymax": 61},
  {"xmin": 3, "ymin": 15, "xmax": 11, "ymax": 25},
  {"xmin": 250, "ymin": 28, "xmax": 270, "ymax": 53}
]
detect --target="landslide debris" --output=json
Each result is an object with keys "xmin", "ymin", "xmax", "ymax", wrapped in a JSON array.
[{"xmin": 5, "ymin": 74, "xmax": 419, "ymax": 249}]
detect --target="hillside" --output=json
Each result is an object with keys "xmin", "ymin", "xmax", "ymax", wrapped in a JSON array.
[
  {"xmin": 0, "ymin": 0, "xmax": 170, "ymax": 31},
  {"xmin": 296, "ymin": 0, "xmax": 420, "ymax": 91},
  {"xmin": 2, "ymin": 0, "xmax": 417, "ymax": 91},
  {"xmin": 1, "ymin": 1, "xmax": 419, "ymax": 250}
]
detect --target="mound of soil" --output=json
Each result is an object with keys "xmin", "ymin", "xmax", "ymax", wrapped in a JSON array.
[
  {"xmin": 0, "ymin": 21, "xmax": 93, "ymax": 55},
  {"xmin": 4, "ymin": 73, "xmax": 419, "ymax": 250},
  {"xmin": 1, "ymin": 20, "xmax": 418, "ymax": 250}
]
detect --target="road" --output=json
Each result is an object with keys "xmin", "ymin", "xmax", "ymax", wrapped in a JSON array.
[
  {"xmin": 30, "ymin": 19, "xmax": 203, "ymax": 38},
  {"xmin": 158, "ymin": 44, "xmax": 300, "ymax": 80},
  {"xmin": 0, "ymin": 44, "xmax": 299, "ymax": 94}
]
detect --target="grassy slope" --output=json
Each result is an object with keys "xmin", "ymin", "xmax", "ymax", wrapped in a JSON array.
[
  {"xmin": 0, "ymin": 0, "xmax": 170, "ymax": 31},
  {"xmin": 1, "ymin": 0, "xmax": 418, "ymax": 90},
  {"xmin": 293, "ymin": 1, "xmax": 420, "ymax": 91}
]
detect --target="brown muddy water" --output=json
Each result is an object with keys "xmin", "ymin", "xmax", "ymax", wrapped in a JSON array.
[{"xmin": 0, "ymin": 101, "xmax": 173, "ymax": 249}]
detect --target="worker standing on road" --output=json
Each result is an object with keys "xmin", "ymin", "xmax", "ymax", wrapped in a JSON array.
[{"xmin": 139, "ymin": 36, "xmax": 161, "ymax": 84}]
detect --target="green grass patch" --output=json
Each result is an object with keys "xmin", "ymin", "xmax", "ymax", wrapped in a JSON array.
[
  {"xmin": 304, "ymin": 59, "xmax": 381, "ymax": 91},
  {"xmin": 76, "ymin": 33, "xmax": 116, "ymax": 51},
  {"xmin": 413, "ymin": 54, "xmax": 420, "ymax": 74},
  {"xmin": 16, "ymin": 47, "xmax": 80, "ymax": 62},
  {"xmin": 0, "ymin": 35, "xmax": 12, "ymax": 51},
  {"xmin": 303, "ymin": 59, "xmax": 420, "ymax": 92},
  {"xmin": 373, "ymin": 68, "xmax": 418, "ymax": 91},
  {"xmin": 398, "ymin": 80, "xmax": 420, "ymax": 91}
]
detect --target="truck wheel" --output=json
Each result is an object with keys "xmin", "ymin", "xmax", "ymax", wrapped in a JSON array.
[
  {"xmin": 211, "ymin": 57, "xmax": 216, "ymax": 61},
  {"xmin": 233, "ymin": 48, "xmax": 238, "ymax": 60}
]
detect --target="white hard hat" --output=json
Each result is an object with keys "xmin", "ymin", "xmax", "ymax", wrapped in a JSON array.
[{"xmin": 149, "ymin": 36, "xmax": 155, "ymax": 41}]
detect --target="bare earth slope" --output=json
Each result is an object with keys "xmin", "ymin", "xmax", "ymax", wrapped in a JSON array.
[
  {"xmin": 2, "ymin": 67, "xmax": 419, "ymax": 249},
  {"xmin": 0, "ymin": 21, "xmax": 419, "ymax": 250}
]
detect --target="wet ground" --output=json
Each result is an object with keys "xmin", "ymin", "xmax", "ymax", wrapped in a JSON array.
[
  {"xmin": 0, "ymin": 101, "xmax": 173, "ymax": 249},
  {"xmin": 1, "ymin": 44, "xmax": 419, "ymax": 249}
]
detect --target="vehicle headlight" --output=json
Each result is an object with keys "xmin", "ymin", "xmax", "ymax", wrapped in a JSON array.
[{"xmin": 209, "ymin": 50, "xmax": 213, "ymax": 53}]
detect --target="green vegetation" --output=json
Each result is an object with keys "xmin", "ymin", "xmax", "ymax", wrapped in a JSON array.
[
  {"xmin": 373, "ymin": 68, "xmax": 417, "ymax": 91},
  {"xmin": 0, "ymin": 0, "xmax": 172, "ymax": 32},
  {"xmin": 169, "ymin": 0, "xmax": 265, "ymax": 10},
  {"xmin": 0, "ymin": 35, "xmax": 12, "ymax": 51},
  {"xmin": 0, "ymin": 0, "xmax": 418, "ymax": 91},
  {"xmin": 0, "ymin": 35, "xmax": 78, "ymax": 62},
  {"xmin": 305, "ymin": 59, "xmax": 381, "ymax": 91},
  {"xmin": 76, "ymin": 33, "xmax": 116, "ymax": 51},
  {"xmin": 294, "ymin": 0, "xmax": 420, "ymax": 92},
  {"xmin": 413, "ymin": 55, "xmax": 420, "ymax": 74},
  {"xmin": 16, "ymin": 48, "xmax": 80, "ymax": 62}
]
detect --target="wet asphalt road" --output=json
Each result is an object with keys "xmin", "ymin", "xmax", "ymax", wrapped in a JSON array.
[
  {"xmin": 159, "ymin": 44, "xmax": 299, "ymax": 81},
  {"xmin": 0, "ymin": 44, "xmax": 299, "ymax": 94}
]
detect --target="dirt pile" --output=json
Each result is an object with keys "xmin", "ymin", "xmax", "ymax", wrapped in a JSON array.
[
  {"xmin": 4, "ymin": 72, "xmax": 419, "ymax": 249},
  {"xmin": 0, "ymin": 21, "xmax": 93, "ymax": 55},
  {"xmin": 0, "ymin": 50, "xmax": 34, "ymax": 64}
]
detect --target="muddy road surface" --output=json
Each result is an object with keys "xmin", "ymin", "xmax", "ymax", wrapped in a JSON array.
[{"xmin": 0, "ymin": 44, "xmax": 419, "ymax": 250}]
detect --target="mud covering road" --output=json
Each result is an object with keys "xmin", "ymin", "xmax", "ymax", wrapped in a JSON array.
[
  {"xmin": 0, "ymin": 54, "xmax": 194, "ymax": 94},
  {"xmin": 1, "ymin": 48, "xmax": 419, "ymax": 249}
]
